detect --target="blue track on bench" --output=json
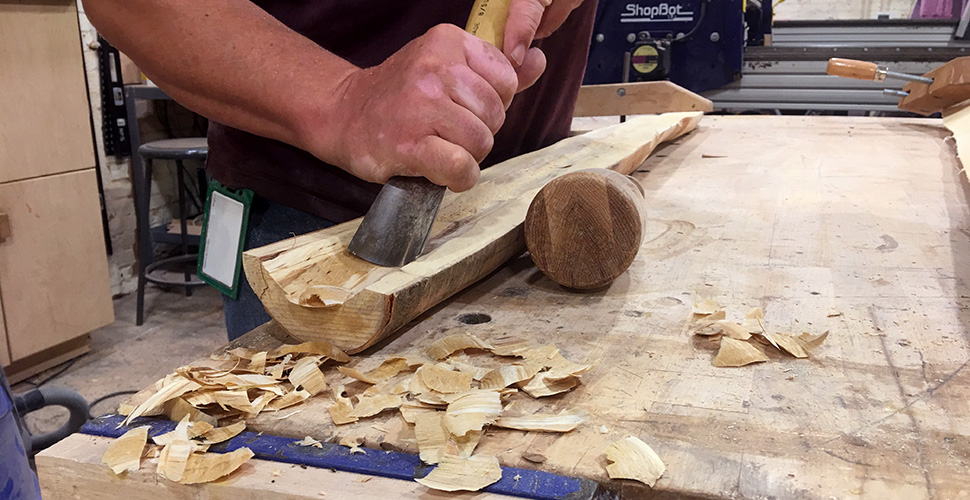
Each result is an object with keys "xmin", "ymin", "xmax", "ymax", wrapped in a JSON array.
[{"xmin": 83, "ymin": 414, "xmax": 594, "ymax": 499}]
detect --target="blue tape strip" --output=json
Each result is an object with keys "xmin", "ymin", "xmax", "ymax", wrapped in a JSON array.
[{"xmin": 82, "ymin": 415, "xmax": 589, "ymax": 500}]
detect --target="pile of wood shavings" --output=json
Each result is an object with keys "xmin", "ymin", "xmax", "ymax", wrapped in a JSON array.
[
  {"xmin": 332, "ymin": 333, "xmax": 594, "ymax": 492},
  {"xmin": 105, "ymin": 341, "xmax": 351, "ymax": 483},
  {"xmin": 691, "ymin": 301, "xmax": 829, "ymax": 367}
]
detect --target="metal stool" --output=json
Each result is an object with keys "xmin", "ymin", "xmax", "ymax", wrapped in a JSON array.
[{"xmin": 134, "ymin": 137, "xmax": 208, "ymax": 325}]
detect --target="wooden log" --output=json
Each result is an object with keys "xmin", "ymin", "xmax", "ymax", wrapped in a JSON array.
[
  {"xmin": 573, "ymin": 81, "xmax": 713, "ymax": 117},
  {"xmin": 524, "ymin": 169, "xmax": 645, "ymax": 289},
  {"xmin": 243, "ymin": 113, "xmax": 703, "ymax": 353}
]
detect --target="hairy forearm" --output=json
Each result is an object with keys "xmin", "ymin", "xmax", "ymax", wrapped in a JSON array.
[{"xmin": 83, "ymin": 0, "xmax": 356, "ymax": 151}]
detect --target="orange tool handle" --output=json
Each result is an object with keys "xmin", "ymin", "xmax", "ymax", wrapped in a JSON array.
[{"xmin": 827, "ymin": 58, "xmax": 883, "ymax": 81}]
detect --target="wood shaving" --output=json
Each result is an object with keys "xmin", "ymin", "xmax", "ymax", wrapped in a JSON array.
[
  {"xmin": 102, "ymin": 426, "xmax": 148, "ymax": 474},
  {"xmin": 337, "ymin": 356, "xmax": 414, "ymax": 385},
  {"xmin": 418, "ymin": 364, "xmax": 473, "ymax": 394},
  {"xmin": 269, "ymin": 341, "xmax": 350, "ymax": 363},
  {"xmin": 717, "ymin": 320, "xmax": 752, "ymax": 340},
  {"xmin": 445, "ymin": 358, "xmax": 490, "ymax": 381},
  {"xmin": 428, "ymin": 334, "xmax": 492, "ymax": 360},
  {"xmin": 713, "ymin": 338, "xmax": 769, "ymax": 367},
  {"xmin": 451, "ymin": 429, "xmax": 483, "ymax": 459},
  {"xmin": 339, "ymin": 434, "xmax": 364, "ymax": 448},
  {"xmin": 413, "ymin": 411, "xmax": 448, "ymax": 464},
  {"xmin": 521, "ymin": 452, "xmax": 547, "ymax": 464},
  {"xmin": 765, "ymin": 331, "xmax": 809, "ymax": 358},
  {"xmin": 480, "ymin": 364, "xmax": 540, "ymax": 390},
  {"xmin": 415, "ymin": 454, "xmax": 503, "ymax": 492},
  {"xmin": 248, "ymin": 351, "xmax": 267, "ymax": 374},
  {"xmin": 163, "ymin": 398, "xmax": 218, "ymax": 427},
  {"xmin": 603, "ymin": 436, "xmax": 665, "ymax": 487},
  {"xmin": 400, "ymin": 402, "xmax": 438, "ymax": 424},
  {"xmin": 692, "ymin": 299, "xmax": 721, "ymax": 315},
  {"xmin": 519, "ymin": 373, "xmax": 579, "ymax": 398},
  {"xmin": 157, "ymin": 417, "xmax": 195, "ymax": 482},
  {"xmin": 443, "ymin": 390, "xmax": 502, "ymax": 437},
  {"xmin": 488, "ymin": 337, "xmax": 535, "ymax": 357},
  {"xmin": 329, "ymin": 385, "xmax": 358, "ymax": 425},
  {"xmin": 175, "ymin": 448, "xmax": 254, "ymax": 484},
  {"xmin": 297, "ymin": 436, "xmax": 324, "ymax": 448},
  {"xmin": 288, "ymin": 356, "xmax": 328, "ymax": 396},
  {"xmin": 153, "ymin": 420, "xmax": 213, "ymax": 446},
  {"xmin": 348, "ymin": 394, "xmax": 403, "ymax": 418},
  {"xmin": 197, "ymin": 421, "xmax": 246, "ymax": 445},
  {"xmin": 797, "ymin": 330, "xmax": 829, "ymax": 351},
  {"xmin": 541, "ymin": 353, "xmax": 592, "ymax": 381},
  {"xmin": 122, "ymin": 376, "xmax": 201, "ymax": 426},
  {"xmin": 495, "ymin": 409, "xmax": 587, "ymax": 432},
  {"xmin": 265, "ymin": 389, "xmax": 311, "ymax": 412}
]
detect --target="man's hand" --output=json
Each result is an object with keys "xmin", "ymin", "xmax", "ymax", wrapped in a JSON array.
[
  {"xmin": 301, "ymin": 24, "xmax": 544, "ymax": 192},
  {"xmin": 504, "ymin": 0, "xmax": 586, "ymax": 66}
]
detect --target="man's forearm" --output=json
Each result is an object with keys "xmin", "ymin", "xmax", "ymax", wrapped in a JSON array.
[{"xmin": 83, "ymin": 0, "xmax": 356, "ymax": 151}]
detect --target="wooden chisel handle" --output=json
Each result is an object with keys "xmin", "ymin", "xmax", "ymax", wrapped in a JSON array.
[
  {"xmin": 827, "ymin": 58, "xmax": 883, "ymax": 81},
  {"xmin": 465, "ymin": 0, "xmax": 511, "ymax": 48}
]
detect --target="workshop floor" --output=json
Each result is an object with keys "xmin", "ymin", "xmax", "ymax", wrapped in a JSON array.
[{"xmin": 13, "ymin": 286, "xmax": 227, "ymax": 435}]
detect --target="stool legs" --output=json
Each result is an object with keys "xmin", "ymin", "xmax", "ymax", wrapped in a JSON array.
[
  {"xmin": 135, "ymin": 158, "xmax": 154, "ymax": 326},
  {"xmin": 176, "ymin": 160, "xmax": 192, "ymax": 297}
]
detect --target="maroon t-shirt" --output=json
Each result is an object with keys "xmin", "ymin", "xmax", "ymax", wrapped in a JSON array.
[{"xmin": 206, "ymin": 0, "xmax": 597, "ymax": 223}]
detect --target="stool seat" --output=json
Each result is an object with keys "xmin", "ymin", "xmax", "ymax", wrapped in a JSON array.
[{"xmin": 138, "ymin": 137, "xmax": 208, "ymax": 160}]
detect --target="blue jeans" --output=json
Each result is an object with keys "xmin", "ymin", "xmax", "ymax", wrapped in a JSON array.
[{"xmin": 223, "ymin": 197, "xmax": 334, "ymax": 340}]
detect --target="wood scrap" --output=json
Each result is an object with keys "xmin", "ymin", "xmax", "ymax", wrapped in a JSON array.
[
  {"xmin": 101, "ymin": 426, "xmax": 148, "ymax": 475},
  {"xmin": 415, "ymin": 453, "xmax": 503, "ymax": 492},
  {"xmin": 296, "ymin": 436, "xmax": 324, "ymax": 448},
  {"xmin": 603, "ymin": 436, "xmax": 665, "ymax": 487}
]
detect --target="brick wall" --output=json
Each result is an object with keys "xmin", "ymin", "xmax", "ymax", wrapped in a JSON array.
[{"xmin": 76, "ymin": 1, "xmax": 201, "ymax": 296}]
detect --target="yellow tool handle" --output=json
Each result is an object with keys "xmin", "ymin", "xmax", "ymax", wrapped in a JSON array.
[
  {"xmin": 827, "ymin": 58, "xmax": 882, "ymax": 81},
  {"xmin": 465, "ymin": 0, "xmax": 511, "ymax": 49}
]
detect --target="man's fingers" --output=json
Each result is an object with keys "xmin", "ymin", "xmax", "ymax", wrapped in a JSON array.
[
  {"xmin": 406, "ymin": 135, "xmax": 481, "ymax": 192},
  {"xmin": 503, "ymin": 0, "xmax": 545, "ymax": 65},
  {"xmin": 515, "ymin": 47, "xmax": 546, "ymax": 93},
  {"xmin": 464, "ymin": 36, "xmax": 518, "ymax": 108},
  {"xmin": 431, "ymin": 103, "xmax": 494, "ymax": 162},
  {"xmin": 447, "ymin": 64, "xmax": 506, "ymax": 133}
]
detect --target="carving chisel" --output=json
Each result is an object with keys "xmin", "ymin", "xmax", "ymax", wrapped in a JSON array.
[{"xmin": 348, "ymin": 0, "xmax": 512, "ymax": 267}]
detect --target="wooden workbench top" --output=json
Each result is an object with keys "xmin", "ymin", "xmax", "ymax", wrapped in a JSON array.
[{"xmin": 149, "ymin": 116, "xmax": 970, "ymax": 498}]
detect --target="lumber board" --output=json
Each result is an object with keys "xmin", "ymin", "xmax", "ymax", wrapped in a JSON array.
[
  {"xmin": 36, "ymin": 433, "xmax": 521, "ymax": 500},
  {"xmin": 244, "ymin": 113, "xmax": 702, "ymax": 353},
  {"xmin": 573, "ymin": 81, "xmax": 714, "ymax": 117},
  {"xmin": 128, "ymin": 116, "xmax": 970, "ymax": 499}
]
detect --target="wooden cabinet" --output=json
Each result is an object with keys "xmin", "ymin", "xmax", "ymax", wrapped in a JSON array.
[{"xmin": 0, "ymin": 0, "xmax": 114, "ymax": 381}]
